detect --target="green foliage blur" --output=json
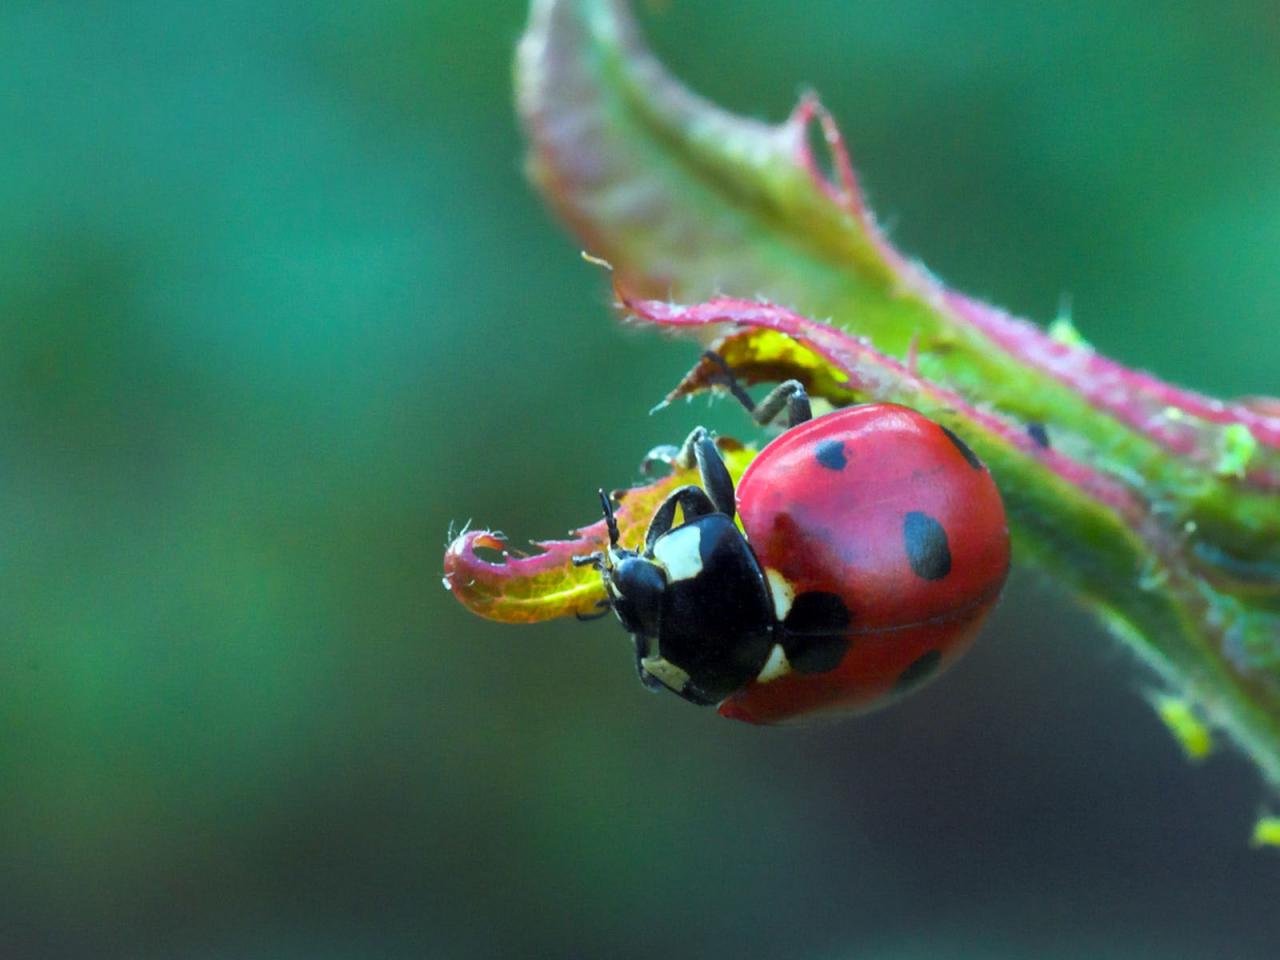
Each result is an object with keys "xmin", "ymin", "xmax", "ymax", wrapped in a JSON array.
[{"xmin": 3, "ymin": 1, "xmax": 1278, "ymax": 957}]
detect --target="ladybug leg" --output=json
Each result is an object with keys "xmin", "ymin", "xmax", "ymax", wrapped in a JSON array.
[
  {"xmin": 751, "ymin": 380, "xmax": 812, "ymax": 429},
  {"xmin": 667, "ymin": 426, "xmax": 736, "ymax": 517},
  {"xmin": 669, "ymin": 427, "xmax": 710, "ymax": 468},
  {"xmin": 572, "ymin": 490, "xmax": 623, "ymax": 567},
  {"xmin": 644, "ymin": 485, "xmax": 720, "ymax": 554},
  {"xmin": 632, "ymin": 634, "xmax": 665, "ymax": 692},
  {"xmin": 702, "ymin": 350, "xmax": 812, "ymax": 428},
  {"xmin": 692, "ymin": 429, "xmax": 735, "ymax": 518}
]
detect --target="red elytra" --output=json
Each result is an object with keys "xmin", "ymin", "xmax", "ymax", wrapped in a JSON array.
[{"xmin": 720, "ymin": 403, "xmax": 1010, "ymax": 724}]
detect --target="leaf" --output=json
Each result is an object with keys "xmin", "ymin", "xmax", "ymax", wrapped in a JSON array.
[
  {"xmin": 507, "ymin": 0, "xmax": 1280, "ymax": 806},
  {"xmin": 443, "ymin": 441, "xmax": 756, "ymax": 623}
]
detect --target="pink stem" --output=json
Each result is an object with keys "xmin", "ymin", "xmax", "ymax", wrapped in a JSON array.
[
  {"xmin": 624, "ymin": 294, "xmax": 1148, "ymax": 525},
  {"xmin": 944, "ymin": 290, "xmax": 1280, "ymax": 490}
]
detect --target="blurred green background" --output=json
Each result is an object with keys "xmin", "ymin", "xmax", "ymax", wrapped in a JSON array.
[{"xmin": 4, "ymin": 1, "xmax": 1279, "ymax": 957}]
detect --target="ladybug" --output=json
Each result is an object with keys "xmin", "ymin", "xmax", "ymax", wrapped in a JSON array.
[{"xmin": 575, "ymin": 357, "xmax": 1010, "ymax": 724}]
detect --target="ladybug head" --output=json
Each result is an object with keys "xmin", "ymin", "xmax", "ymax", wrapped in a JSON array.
[
  {"xmin": 579, "ymin": 490, "xmax": 667, "ymax": 638},
  {"xmin": 603, "ymin": 552, "xmax": 666, "ymax": 639}
]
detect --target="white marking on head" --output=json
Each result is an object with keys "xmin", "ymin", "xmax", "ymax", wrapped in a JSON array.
[
  {"xmin": 755, "ymin": 644, "xmax": 792, "ymax": 684},
  {"xmin": 652, "ymin": 524, "xmax": 704, "ymax": 581},
  {"xmin": 765, "ymin": 568, "xmax": 795, "ymax": 620},
  {"xmin": 641, "ymin": 655, "xmax": 691, "ymax": 694}
]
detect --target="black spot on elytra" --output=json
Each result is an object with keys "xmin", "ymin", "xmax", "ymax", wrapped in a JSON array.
[
  {"xmin": 904, "ymin": 511, "xmax": 951, "ymax": 580},
  {"xmin": 815, "ymin": 439, "xmax": 847, "ymax": 471},
  {"xmin": 895, "ymin": 649, "xmax": 942, "ymax": 693},
  {"xmin": 786, "ymin": 633, "xmax": 851, "ymax": 673},
  {"xmin": 939, "ymin": 425, "xmax": 983, "ymax": 470},
  {"xmin": 1027, "ymin": 422, "xmax": 1051, "ymax": 449},
  {"xmin": 782, "ymin": 592, "xmax": 852, "ymax": 673}
]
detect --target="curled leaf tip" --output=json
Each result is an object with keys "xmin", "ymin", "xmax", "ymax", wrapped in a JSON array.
[
  {"xmin": 444, "ymin": 526, "xmax": 609, "ymax": 624},
  {"xmin": 444, "ymin": 441, "xmax": 759, "ymax": 625},
  {"xmin": 786, "ymin": 93, "xmax": 863, "ymax": 215}
]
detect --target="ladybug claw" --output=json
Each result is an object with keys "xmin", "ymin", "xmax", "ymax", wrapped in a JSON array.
[{"xmin": 671, "ymin": 426, "xmax": 714, "ymax": 470}]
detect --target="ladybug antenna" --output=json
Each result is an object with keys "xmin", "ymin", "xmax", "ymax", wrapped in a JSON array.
[
  {"xmin": 572, "ymin": 490, "xmax": 622, "ymax": 571},
  {"xmin": 598, "ymin": 488, "xmax": 621, "ymax": 548}
]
